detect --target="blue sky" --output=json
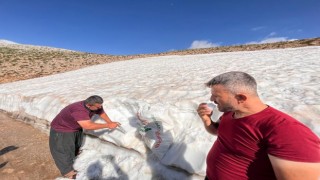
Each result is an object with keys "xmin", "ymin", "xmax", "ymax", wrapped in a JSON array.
[{"xmin": 0, "ymin": 0, "xmax": 319, "ymax": 55}]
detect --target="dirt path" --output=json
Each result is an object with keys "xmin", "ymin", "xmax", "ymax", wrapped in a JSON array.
[{"xmin": 0, "ymin": 112, "xmax": 60, "ymax": 180}]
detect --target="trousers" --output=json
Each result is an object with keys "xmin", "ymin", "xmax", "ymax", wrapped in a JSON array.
[{"xmin": 49, "ymin": 128, "xmax": 83, "ymax": 175}]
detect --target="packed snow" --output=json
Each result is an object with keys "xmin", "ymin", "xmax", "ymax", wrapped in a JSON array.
[{"xmin": 0, "ymin": 46, "xmax": 319, "ymax": 179}]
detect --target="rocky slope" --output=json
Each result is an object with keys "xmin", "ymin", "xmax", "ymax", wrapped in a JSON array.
[{"xmin": 1, "ymin": 37, "xmax": 319, "ymax": 84}]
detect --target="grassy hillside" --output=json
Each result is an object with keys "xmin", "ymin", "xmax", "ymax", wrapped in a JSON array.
[{"xmin": 1, "ymin": 37, "xmax": 319, "ymax": 84}]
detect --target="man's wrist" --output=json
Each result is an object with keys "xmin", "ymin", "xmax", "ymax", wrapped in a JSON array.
[{"xmin": 212, "ymin": 121, "xmax": 219, "ymax": 129}]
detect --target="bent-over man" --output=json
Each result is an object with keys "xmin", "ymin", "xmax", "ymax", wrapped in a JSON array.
[{"xmin": 49, "ymin": 95, "xmax": 120, "ymax": 179}]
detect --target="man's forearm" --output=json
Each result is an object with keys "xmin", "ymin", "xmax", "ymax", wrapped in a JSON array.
[
  {"xmin": 83, "ymin": 122, "xmax": 110, "ymax": 130},
  {"xmin": 78, "ymin": 120, "xmax": 110, "ymax": 130},
  {"xmin": 100, "ymin": 113, "xmax": 113, "ymax": 123}
]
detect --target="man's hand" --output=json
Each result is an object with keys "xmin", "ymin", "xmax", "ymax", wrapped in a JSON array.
[
  {"xmin": 197, "ymin": 103, "xmax": 213, "ymax": 126},
  {"xmin": 108, "ymin": 122, "xmax": 121, "ymax": 129}
]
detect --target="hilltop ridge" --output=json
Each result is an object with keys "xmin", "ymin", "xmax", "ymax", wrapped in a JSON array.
[{"xmin": 1, "ymin": 37, "xmax": 319, "ymax": 84}]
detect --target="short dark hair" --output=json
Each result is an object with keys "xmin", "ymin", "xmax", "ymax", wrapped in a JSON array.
[
  {"xmin": 206, "ymin": 71, "xmax": 258, "ymax": 95},
  {"xmin": 84, "ymin": 95, "xmax": 103, "ymax": 105}
]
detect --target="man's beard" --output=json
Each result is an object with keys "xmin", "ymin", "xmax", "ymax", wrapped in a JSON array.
[{"xmin": 217, "ymin": 102, "xmax": 235, "ymax": 112}]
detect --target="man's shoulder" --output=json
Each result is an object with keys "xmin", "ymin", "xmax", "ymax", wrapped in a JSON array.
[
  {"xmin": 68, "ymin": 101, "xmax": 84, "ymax": 107},
  {"xmin": 252, "ymin": 107, "xmax": 303, "ymax": 135},
  {"xmin": 261, "ymin": 107, "xmax": 317, "ymax": 138},
  {"xmin": 259, "ymin": 106, "xmax": 297, "ymax": 123}
]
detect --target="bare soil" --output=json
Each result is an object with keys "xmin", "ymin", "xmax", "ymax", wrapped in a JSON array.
[{"xmin": 0, "ymin": 112, "xmax": 60, "ymax": 180}]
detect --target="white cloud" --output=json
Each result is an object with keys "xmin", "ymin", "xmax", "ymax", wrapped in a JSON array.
[
  {"xmin": 268, "ymin": 32, "xmax": 277, "ymax": 37},
  {"xmin": 247, "ymin": 30, "xmax": 300, "ymax": 45},
  {"xmin": 167, "ymin": 49, "xmax": 176, "ymax": 52},
  {"xmin": 189, "ymin": 40, "xmax": 219, "ymax": 49},
  {"xmin": 251, "ymin": 26, "xmax": 266, "ymax": 31},
  {"xmin": 246, "ymin": 37, "xmax": 297, "ymax": 45}
]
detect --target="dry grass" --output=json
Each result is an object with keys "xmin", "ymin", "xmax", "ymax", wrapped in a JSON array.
[{"xmin": 1, "ymin": 37, "xmax": 319, "ymax": 84}]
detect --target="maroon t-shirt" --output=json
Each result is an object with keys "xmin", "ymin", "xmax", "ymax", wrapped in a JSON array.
[
  {"xmin": 50, "ymin": 101, "xmax": 104, "ymax": 132},
  {"xmin": 206, "ymin": 106, "xmax": 320, "ymax": 180}
]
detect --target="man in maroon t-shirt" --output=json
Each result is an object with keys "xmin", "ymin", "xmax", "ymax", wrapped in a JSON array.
[
  {"xmin": 49, "ymin": 95, "xmax": 121, "ymax": 179},
  {"xmin": 197, "ymin": 71, "xmax": 320, "ymax": 180}
]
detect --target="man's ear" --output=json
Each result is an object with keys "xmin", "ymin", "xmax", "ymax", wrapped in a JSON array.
[{"xmin": 235, "ymin": 94, "xmax": 247, "ymax": 103}]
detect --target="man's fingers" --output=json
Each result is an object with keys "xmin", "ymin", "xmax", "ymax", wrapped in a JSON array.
[{"xmin": 197, "ymin": 107, "xmax": 210, "ymax": 115}]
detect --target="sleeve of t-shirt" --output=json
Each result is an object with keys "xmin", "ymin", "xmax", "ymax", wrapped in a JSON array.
[
  {"xmin": 71, "ymin": 110, "xmax": 91, "ymax": 122},
  {"xmin": 267, "ymin": 121, "xmax": 320, "ymax": 162}
]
